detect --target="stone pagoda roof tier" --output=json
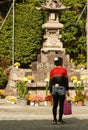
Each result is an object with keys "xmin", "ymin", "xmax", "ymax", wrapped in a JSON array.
[
  {"xmin": 41, "ymin": 47, "xmax": 65, "ymax": 53},
  {"xmin": 42, "ymin": 21, "xmax": 63, "ymax": 29},
  {"xmin": 41, "ymin": 5, "xmax": 70, "ymax": 11}
]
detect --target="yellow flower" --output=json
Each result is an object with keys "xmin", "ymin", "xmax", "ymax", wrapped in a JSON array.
[
  {"xmin": 0, "ymin": 90, "xmax": 5, "ymax": 96},
  {"xmin": 73, "ymin": 79, "xmax": 77, "ymax": 84},
  {"xmin": 18, "ymin": 77, "xmax": 28, "ymax": 82},
  {"xmin": 14, "ymin": 62, "xmax": 20, "ymax": 67},
  {"xmin": 22, "ymin": 77, "xmax": 28, "ymax": 82},
  {"xmin": 27, "ymin": 76, "xmax": 34, "ymax": 80},
  {"xmin": 27, "ymin": 94, "xmax": 34, "ymax": 101},
  {"xmin": 70, "ymin": 59, "xmax": 73, "ymax": 63},
  {"xmin": 5, "ymin": 96, "xmax": 17, "ymax": 104},
  {"xmin": 77, "ymin": 80, "xmax": 81, "ymax": 86},
  {"xmin": 71, "ymin": 96, "xmax": 76, "ymax": 103},
  {"xmin": 71, "ymin": 76, "xmax": 78, "ymax": 81},
  {"xmin": 18, "ymin": 77, "xmax": 22, "ymax": 80},
  {"xmin": 81, "ymin": 75, "xmax": 86, "ymax": 81},
  {"xmin": 29, "ymin": 64, "xmax": 32, "ymax": 68}
]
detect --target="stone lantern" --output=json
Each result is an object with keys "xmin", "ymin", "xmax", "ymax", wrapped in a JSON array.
[{"xmin": 41, "ymin": 0, "xmax": 70, "ymax": 53}]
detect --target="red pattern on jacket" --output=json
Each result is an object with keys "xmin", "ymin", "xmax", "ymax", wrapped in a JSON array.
[{"xmin": 50, "ymin": 66, "xmax": 68, "ymax": 78}]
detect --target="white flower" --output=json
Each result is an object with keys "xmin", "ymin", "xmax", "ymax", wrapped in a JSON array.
[{"xmin": 45, "ymin": 78, "xmax": 49, "ymax": 82}]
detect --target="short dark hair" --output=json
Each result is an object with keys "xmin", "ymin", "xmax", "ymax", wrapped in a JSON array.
[{"xmin": 54, "ymin": 57, "xmax": 63, "ymax": 66}]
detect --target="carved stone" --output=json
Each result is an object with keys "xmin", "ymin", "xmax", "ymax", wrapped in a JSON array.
[{"xmin": 32, "ymin": 0, "xmax": 73, "ymax": 83}]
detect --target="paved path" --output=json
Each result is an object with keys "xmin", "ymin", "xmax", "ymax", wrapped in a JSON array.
[{"xmin": 0, "ymin": 99, "xmax": 88, "ymax": 130}]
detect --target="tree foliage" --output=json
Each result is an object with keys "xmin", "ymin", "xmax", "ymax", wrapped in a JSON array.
[
  {"xmin": 0, "ymin": 0, "xmax": 44, "ymax": 68},
  {"xmin": 60, "ymin": 0, "xmax": 86, "ymax": 67},
  {"xmin": 0, "ymin": 0, "xmax": 87, "ymax": 68},
  {"xmin": 0, "ymin": 67, "xmax": 7, "ymax": 89}
]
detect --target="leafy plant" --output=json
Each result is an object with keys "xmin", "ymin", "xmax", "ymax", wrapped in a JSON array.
[
  {"xmin": 45, "ymin": 95, "xmax": 52, "ymax": 101},
  {"xmin": 74, "ymin": 94, "xmax": 85, "ymax": 102},
  {"xmin": 17, "ymin": 81, "xmax": 27, "ymax": 99},
  {"xmin": 71, "ymin": 75, "xmax": 86, "ymax": 103},
  {"xmin": 0, "ymin": 67, "xmax": 7, "ymax": 89},
  {"xmin": 71, "ymin": 75, "xmax": 86, "ymax": 94}
]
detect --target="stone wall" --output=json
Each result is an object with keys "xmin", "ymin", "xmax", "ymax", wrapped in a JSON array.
[
  {"xmin": 5, "ymin": 64, "xmax": 88, "ymax": 97},
  {"xmin": 5, "ymin": 66, "xmax": 32, "ymax": 96}
]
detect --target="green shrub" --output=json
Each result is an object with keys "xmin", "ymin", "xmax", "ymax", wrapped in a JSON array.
[{"xmin": 0, "ymin": 67, "xmax": 7, "ymax": 89}]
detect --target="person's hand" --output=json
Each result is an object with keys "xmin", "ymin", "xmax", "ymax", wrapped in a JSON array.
[
  {"xmin": 66, "ymin": 91, "xmax": 69, "ymax": 97},
  {"xmin": 49, "ymin": 92, "xmax": 52, "ymax": 95}
]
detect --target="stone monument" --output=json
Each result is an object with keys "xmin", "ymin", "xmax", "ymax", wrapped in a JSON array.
[{"xmin": 32, "ymin": 0, "xmax": 74, "ymax": 85}]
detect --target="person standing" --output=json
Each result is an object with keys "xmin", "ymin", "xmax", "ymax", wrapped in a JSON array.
[{"xmin": 49, "ymin": 57, "xmax": 69, "ymax": 124}]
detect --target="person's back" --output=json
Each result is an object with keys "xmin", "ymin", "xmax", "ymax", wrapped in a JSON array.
[
  {"xmin": 49, "ymin": 58, "xmax": 69, "ymax": 94},
  {"xmin": 49, "ymin": 57, "xmax": 69, "ymax": 125}
]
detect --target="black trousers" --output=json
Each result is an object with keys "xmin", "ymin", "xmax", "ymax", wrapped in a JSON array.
[{"xmin": 52, "ymin": 94, "xmax": 65, "ymax": 121}]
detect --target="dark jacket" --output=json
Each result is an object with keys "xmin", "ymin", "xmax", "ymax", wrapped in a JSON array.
[{"xmin": 49, "ymin": 75, "xmax": 69, "ymax": 93}]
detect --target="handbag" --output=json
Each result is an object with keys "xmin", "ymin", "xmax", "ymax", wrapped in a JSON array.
[
  {"xmin": 52, "ymin": 84, "xmax": 65, "ymax": 95},
  {"xmin": 63, "ymin": 100, "xmax": 72, "ymax": 115}
]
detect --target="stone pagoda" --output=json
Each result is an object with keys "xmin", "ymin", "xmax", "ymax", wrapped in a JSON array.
[
  {"xmin": 31, "ymin": 0, "xmax": 74, "ymax": 86},
  {"xmin": 41, "ymin": 0, "xmax": 69, "ymax": 53}
]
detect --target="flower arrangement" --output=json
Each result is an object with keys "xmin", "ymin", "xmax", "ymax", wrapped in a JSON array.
[
  {"xmin": 71, "ymin": 75, "xmax": 86, "ymax": 95},
  {"xmin": 27, "ymin": 94, "xmax": 34, "ymax": 101},
  {"xmin": 17, "ymin": 80, "xmax": 27, "ymax": 99},
  {"xmin": 72, "ymin": 94, "xmax": 85, "ymax": 103},
  {"xmin": 18, "ymin": 77, "xmax": 29, "ymax": 82},
  {"xmin": 27, "ymin": 94, "xmax": 44, "ymax": 102},
  {"xmin": 71, "ymin": 75, "xmax": 86, "ymax": 104},
  {"xmin": 45, "ymin": 94, "xmax": 52, "ymax": 101},
  {"xmin": 27, "ymin": 75, "xmax": 34, "ymax": 83},
  {"xmin": 0, "ymin": 89, "xmax": 5, "ymax": 98},
  {"xmin": 18, "ymin": 76, "xmax": 34, "ymax": 83},
  {"xmin": 14, "ymin": 62, "xmax": 20, "ymax": 67},
  {"xmin": 0, "ymin": 89, "xmax": 5, "ymax": 96},
  {"xmin": 5, "ymin": 96, "xmax": 17, "ymax": 104}
]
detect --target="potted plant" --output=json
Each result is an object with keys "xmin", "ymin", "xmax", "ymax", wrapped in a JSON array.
[
  {"xmin": 17, "ymin": 77, "xmax": 28, "ymax": 105},
  {"xmin": 71, "ymin": 75, "xmax": 86, "ymax": 106},
  {"xmin": 45, "ymin": 94, "xmax": 52, "ymax": 106},
  {"xmin": 17, "ymin": 80, "xmax": 27, "ymax": 99},
  {"xmin": 73, "ymin": 94, "xmax": 85, "ymax": 106},
  {"xmin": 27, "ymin": 94, "xmax": 44, "ymax": 106},
  {"xmin": 0, "ymin": 89, "xmax": 5, "ymax": 99}
]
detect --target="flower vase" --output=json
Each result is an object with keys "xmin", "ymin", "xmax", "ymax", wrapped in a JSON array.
[
  {"xmin": 15, "ymin": 66, "xmax": 18, "ymax": 69},
  {"xmin": 35, "ymin": 102, "xmax": 39, "ymax": 106},
  {"xmin": 77, "ymin": 100, "xmax": 84, "ymax": 106},
  {"xmin": 20, "ymin": 99, "xmax": 27, "ymax": 106},
  {"xmin": 30, "ymin": 101, "xmax": 35, "ymax": 106},
  {"xmin": 46, "ymin": 101, "xmax": 52, "ymax": 106}
]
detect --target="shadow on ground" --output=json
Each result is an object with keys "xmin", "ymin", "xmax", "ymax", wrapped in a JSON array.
[{"xmin": 0, "ymin": 118, "xmax": 88, "ymax": 130}]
